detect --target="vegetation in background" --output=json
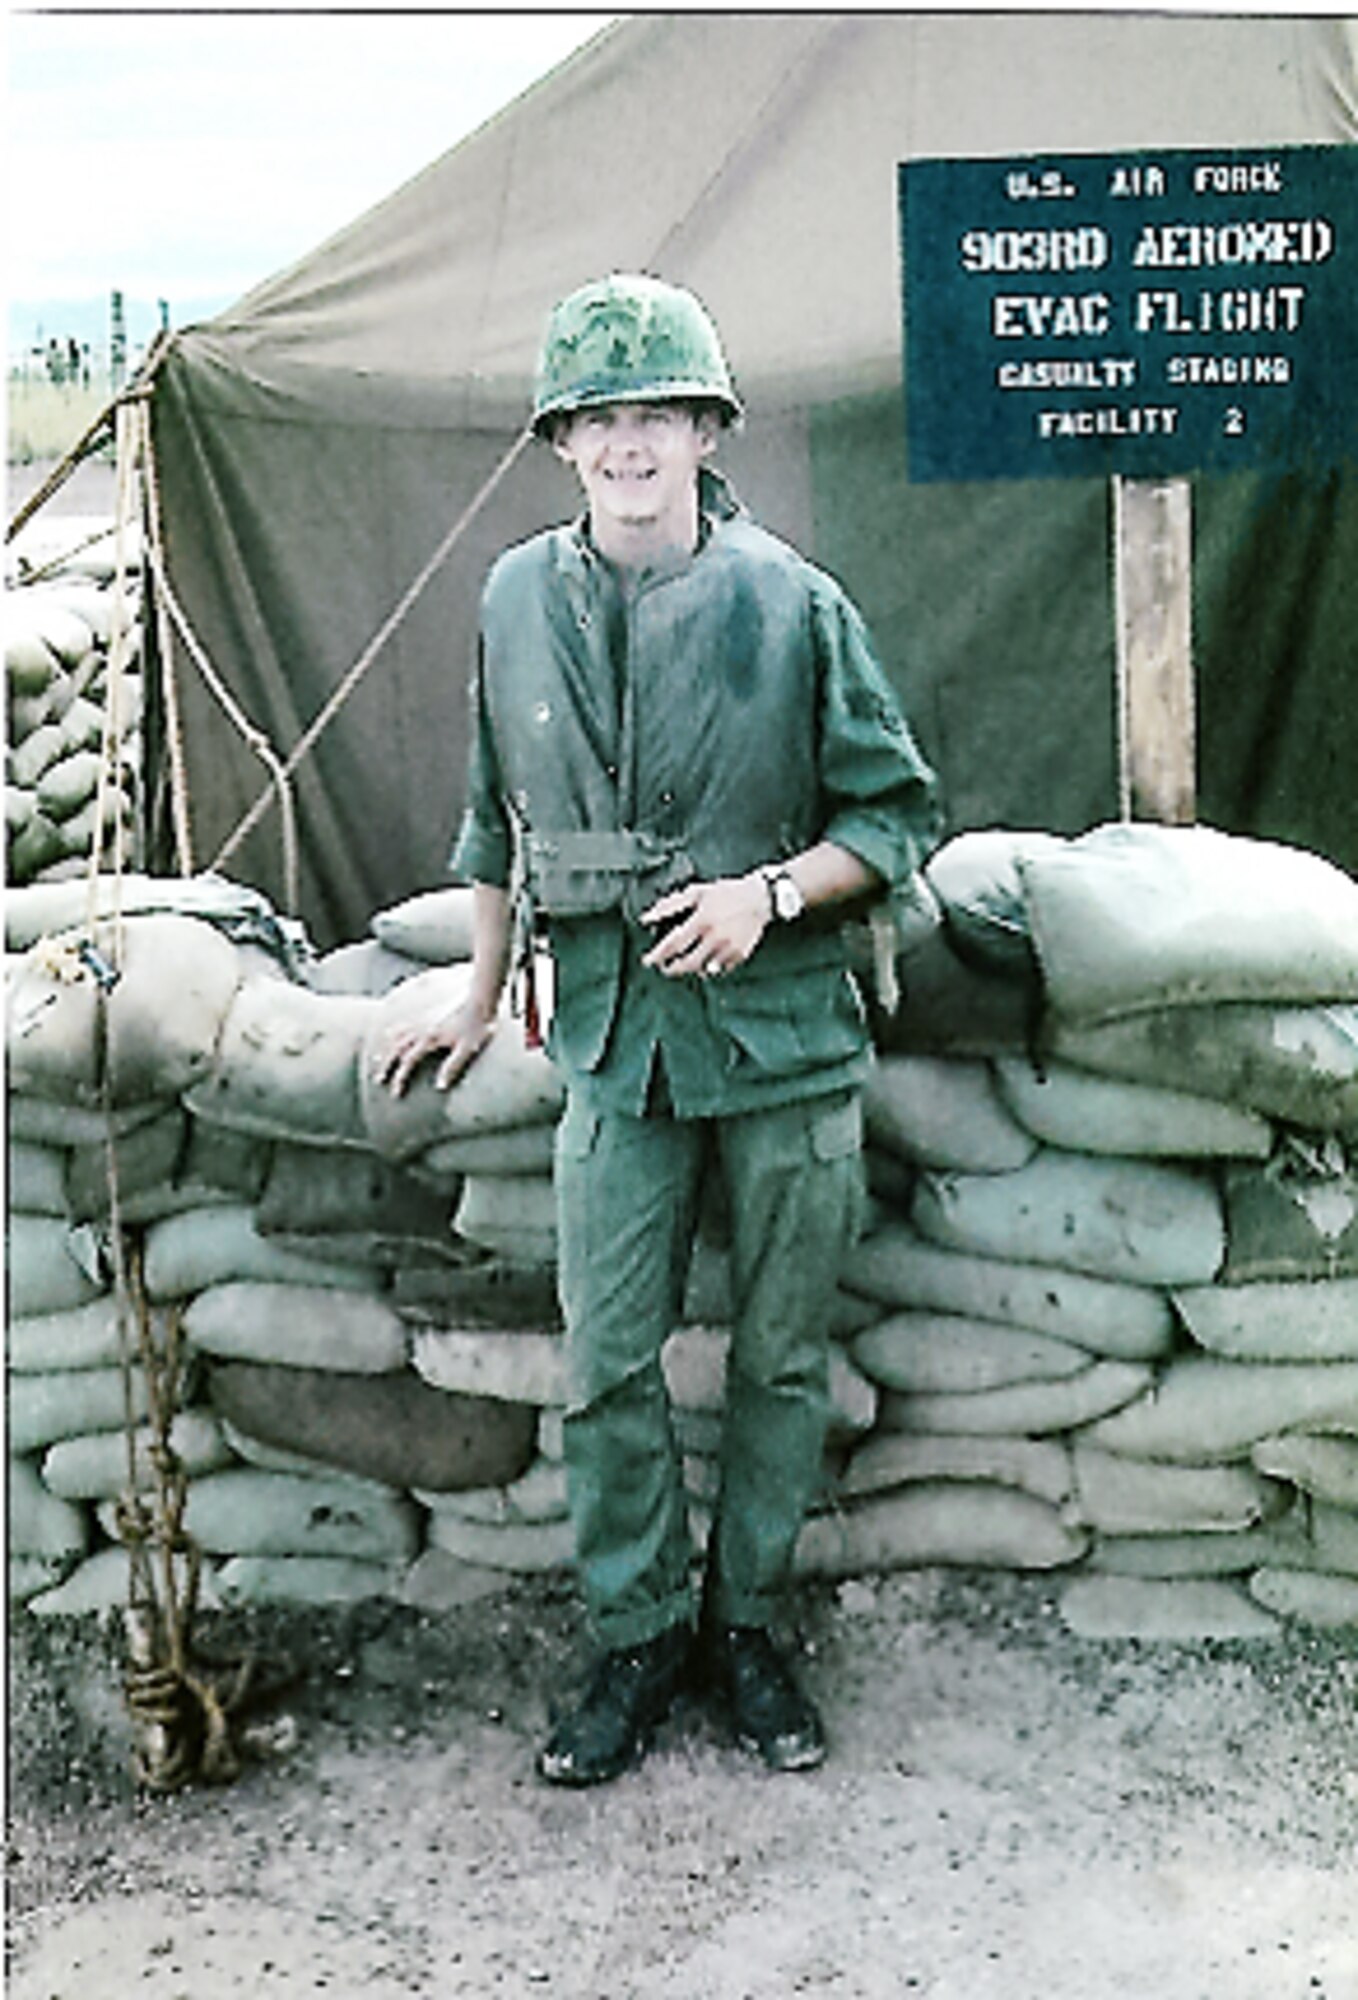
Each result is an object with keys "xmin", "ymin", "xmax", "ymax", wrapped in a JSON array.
[{"xmin": 7, "ymin": 371, "xmax": 114, "ymax": 466}]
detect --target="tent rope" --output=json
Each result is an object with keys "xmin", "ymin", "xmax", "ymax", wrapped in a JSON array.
[
  {"xmin": 140, "ymin": 409, "xmax": 301, "ymax": 909},
  {"xmin": 83, "ymin": 396, "xmax": 143, "ymax": 946},
  {"xmin": 137, "ymin": 395, "xmax": 196, "ymax": 877},
  {"xmin": 5, "ymin": 330, "xmax": 174, "ymax": 544},
  {"xmin": 208, "ymin": 423, "xmax": 535, "ymax": 875}
]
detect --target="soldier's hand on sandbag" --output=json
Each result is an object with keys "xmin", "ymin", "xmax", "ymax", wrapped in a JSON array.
[{"xmin": 372, "ymin": 998, "xmax": 495, "ymax": 1096}]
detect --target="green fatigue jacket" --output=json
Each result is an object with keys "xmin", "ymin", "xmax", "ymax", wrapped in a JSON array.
[{"xmin": 452, "ymin": 473, "xmax": 939, "ymax": 1119}]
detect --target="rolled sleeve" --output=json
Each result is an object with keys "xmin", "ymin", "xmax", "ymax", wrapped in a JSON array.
[
  {"xmin": 448, "ymin": 640, "xmax": 514, "ymax": 888},
  {"xmin": 813, "ymin": 583, "xmax": 941, "ymax": 887}
]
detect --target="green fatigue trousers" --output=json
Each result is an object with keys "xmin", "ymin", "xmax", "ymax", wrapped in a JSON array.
[{"xmin": 554, "ymin": 1085, "xmax": 864, "ymax": 1648}]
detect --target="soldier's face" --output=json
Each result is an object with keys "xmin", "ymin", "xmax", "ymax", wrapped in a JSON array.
[{"xmin": 553, "ymin": 402, "xmax": 716, "ymax": 542}]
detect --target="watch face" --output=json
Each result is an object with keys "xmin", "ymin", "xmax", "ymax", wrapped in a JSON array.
[{"xmin": 773, "ymin": 872, "xmax": 803, "ymax": 920}]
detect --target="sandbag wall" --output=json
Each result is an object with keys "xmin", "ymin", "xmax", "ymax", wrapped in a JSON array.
[
  {"xmin": 7, "ymin": 822, "xmax": 1358, "ymax": 1641},
  {"xmin": 834, "ymin": 823, "xmax": 1358, "ymax": 1640},
  {"xmin": 5, "ymin": 517, "xmax": 144, "ymax": 888}
]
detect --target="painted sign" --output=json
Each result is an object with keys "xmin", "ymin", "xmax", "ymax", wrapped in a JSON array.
[{"xmin": 900, "ymin": 145, "xmax": 1358, "ymax": 482}]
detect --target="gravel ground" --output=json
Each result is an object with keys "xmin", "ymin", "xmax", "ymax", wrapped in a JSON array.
[{"xmin": 7, "ymin": 1568, "xmax": 1358, "ymax": 1999}]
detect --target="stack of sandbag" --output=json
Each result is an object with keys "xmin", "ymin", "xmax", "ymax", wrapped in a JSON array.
[
  {"xmin": 828, "ymin": 821, "xmax": 1358, "ymax": 1637},
  {"xmin": 5, "ymin": 517, "xmax": 143, "ymax": 887},
  {"xmin": 11, "ymin": 830, "xmax": 1358, "ymax": 1633},
  {"xmin": 4, "ymin": 878, "xmax": 550, "ymax": 1612},
  {"xmin": 6, "ymin": 885, "xmax": 246, "ymax": 1613}
]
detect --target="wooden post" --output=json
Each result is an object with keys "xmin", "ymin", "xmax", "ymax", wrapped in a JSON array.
[{"xmin": 1113, "ymin": 474, "xmax": 1196, "ymax": 825}]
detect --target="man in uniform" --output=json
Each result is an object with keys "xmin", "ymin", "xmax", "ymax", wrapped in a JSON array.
[{"xmin": 379, "ymin": 273, "xmax": 939, "ymax": 1785}]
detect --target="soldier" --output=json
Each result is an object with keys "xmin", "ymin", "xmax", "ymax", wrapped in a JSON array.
[{"xmin": 379, "ymin": 273, "xmax": 939, "ymax": 1785}]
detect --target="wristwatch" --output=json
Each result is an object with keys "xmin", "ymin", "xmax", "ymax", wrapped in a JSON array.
[{"xmin": 762, "ymin": 863, "xmax": 806, "ymax": 923}]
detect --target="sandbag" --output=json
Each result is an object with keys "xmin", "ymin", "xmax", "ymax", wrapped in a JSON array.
[
  {"xmin": 1312, "ymin": 1504, "xmax": 1358, "ymax": 1575},
  {"xmin": 216, "ymin": 1555, "xmax": 403, "ymax": 1607},
  {"xmin": 994, "ymin": 1057, "xmax": 1273, "ymax": 1160},
  {"xmin": 398, "ymin": 1551, "xmax": 517, "ymax": 1611},
  {"xmin": 8, "ymin": 810, "xmax": 65, "ymax": 881},
  {"xmin": 26, "ymin": 595, "xmax": 97, "ymax": 670},
  {"xmin": 10, "ymin": 1366, "xmax": 151, "ymax": 1454},
  {"xmin": 1070, "ymin": 1443, "xmax": 1288, "ymax": 1536},
  {"xmin": 879, "ymin": 1359, "xmax": 1152, "ymax": 1438},
  {"xmin": 6, "ymin": 915, "xmax": 241, "ymax": 1108},
  {"xmin": 417, "ymin": 1123, "xmax": 557, "ymax": 1179},
  {"xmin": 4, "ymin": 600, "xmax": 60, "ymax": 693},
  {"xmin": 1058, "ymin": 1574, "xmax": 1281, "ymax": 1640},
  {"xmin": 851, "ymin": 1311, "xmax": 1090, "ymax": 1396},
  {"xmin": 8, "ymin": 1453, "xmax": 91, "ymax": 1558},
  {"xmin": 214, "ymin": 1424, "xmax": 394, "ymax": 1488},
  {"xmin": 867, "ymin": 920, "xmax": 1037, "ymax": 1058},
  {"xmin": 9, "ymin": 1557, "xmax": 76, "ymax": 1603},
  {"xmin": 7, "ymin": 1295, "xmax": 172, "ymax": 1374},
  {"xmin": 36, "ymin": 748, "xmax": 104, "ymax": 823},
  {"xmin": 838, "ymin": 1431, "xmax": 1073, "ymax": 1507},
  {"xmin": 66, "ymin": 1113, "xmax": 271, "ymax": 1227},
  {"xmin": 411, "ymin": 1327, "xmax": 567, "ymax": 1408},
  {"xmin": 62, "ymin": 1107, "xmax": 186, "ymax": 1221},
  {"xmin": 152, "ymin": 1467, "xmax": 420, "ymax": 1560},
  {"xmin": 309, "ymin": 939, "xmax": 422, "ymax": 997},
  {"xmin": 3, "ymin": 870, "xmax": 274, "ymax": 953},
  {"xmin": 10, "ymin": 722, "xmax": 65, "ymax": 790},
  {"xmin": 6, "ymin": 1214, "xmax": 106, "ymax": 1316},
  {"xmin": 414, "ymin": 1453, "xmax": 568, "ymax": 1526},
  {"xmin": 360, "ymin": 971, "xmax": 563, "ymax": 1159},
  {"xmin": 1020, "ymin": 823, "xmax": 1358, "ymax": 1022},
  {"xmin": 845, "ymin": 1222, "xmax": 1175, "ymax": 1358},
  {"xmin": 796, "ymin": 1482, "xmax": 1087, "ymax": 1577},
  {"xmin": 42, "ymin": 1410, "xmax": 233, "ymax": 1501},
  {"xmin": 912, "ymin": 1151, "xmax": 1224, "ymax": 1287},
  {"xmin": 863, "ymin": 1054, "xmax": 1037, "ymax": 1173},
  {"xmin": 256, "ymin": 1143, "xmax": 455, "ymax": 1265},
  {"xmin": 144, "ymin": 1208, "xmax": 381, "ymax": 1301},
  {"xmin": 1084, "ymin": 1516, "xmax": 1314, "ymax": 1578},
  {"xmin": 1247, "ymin": 1568, "xmax": 1358, "ymax": 1628},
  {"xmin": 58, "ymin": 791, "xmax": 134, "ymax": 863},
  {"xmin": 454, "ymin": 1173, "xmax": 557, "ymax": 1265},
  {"xmin": 926, "ymin": 819, "xmax": 1049, "ymax": 926},
  {"xmin": 1220, "ymin": 1153, "xmax": 1358, "ymax": 1282},
  {"xmin": 25, "ymin": 1546, "xmax": 221, "ymax": 1619},
  {"xmin": 7, "ymin": 1138, "xmax": 69, "ymax": 1214},
  {"xmin": 1251, "ymin": 1433, "xmax": 1358, "ymax": 1509},
  {"xmin": 393, "ymin": 1251, "xmax": 562, "ymax": 1330},
  {"xmin": 184, "ymin": 1281, "xmax": 404, "ymax": 1372},
  {"xmin": 1052, "ymin": 1002, "xmax": 1358, "ymax": 1134},
  {"xmin": 370, "ymin": 885, "xmax": 477, "ymax": 962},
  {"xmin": 207, "ymin": 1358, "xmax": 536, "ymax": 1493},
  {"xmin": 6, "ymin": 1092, "xmax": 166, "ymax": 1147},
  {"xmin": 1082, "ymin": 1356, "xmax": 1358, "ymax": 1463},
  {"xmin": 423, "ymin": 1508, "xmax": 576, "ymax": 1573},
  {"xmin": 185, "ymin": 979, "xmax": 376, "ymax": 1147},
  {"xmin": 1173, "ymin": 1277, "xmax": 1358, "ymax": 1363}
]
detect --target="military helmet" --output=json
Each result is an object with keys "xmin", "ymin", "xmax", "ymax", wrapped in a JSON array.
[{"xmin": 532, "ymin": 273, "xmax": 742, "ymax": 436}]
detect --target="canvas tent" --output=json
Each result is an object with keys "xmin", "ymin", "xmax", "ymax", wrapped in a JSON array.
[{"xmin": 147, "ymin": 12, "xmax": 1358, "ymax": 948}]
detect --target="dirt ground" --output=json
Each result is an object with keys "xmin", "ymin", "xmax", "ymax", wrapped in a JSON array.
[{"xmin": 7, "ymin": 1567, "xmax": 1358, "ymax": 2000}]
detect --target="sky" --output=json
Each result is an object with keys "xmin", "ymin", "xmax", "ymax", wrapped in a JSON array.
[{"xmin": 5, "ymin": 7, "xmax": 616, "ymax": 352}]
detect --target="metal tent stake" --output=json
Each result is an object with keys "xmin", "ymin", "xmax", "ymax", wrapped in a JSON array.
[{"xmin": 1113, "ymin": 474, "xmax": 1196, "ymax": 826}]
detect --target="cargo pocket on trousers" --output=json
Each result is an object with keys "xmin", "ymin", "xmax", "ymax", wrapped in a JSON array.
[
  {"xmin": 810, "ymin": 1092, "xmax": 862, "ymax": 1162},
  {"xmin": 810, "ymin": 1091, "xmax": 867, "ymax": 1245}
]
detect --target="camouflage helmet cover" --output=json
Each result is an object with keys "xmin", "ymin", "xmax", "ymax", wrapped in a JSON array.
[{"xmin": 532, "ymin": 273, "xmax": 742, "ymax": 435}]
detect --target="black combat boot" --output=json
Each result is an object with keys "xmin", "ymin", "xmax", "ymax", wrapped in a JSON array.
[
  {"xmin": 701, "ymin": 1621, "xmax": 826, "ymax": 1773},
  {"xmin": 535, "ymin": 1623, "xmax": 692, "ymax": 1787}
]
